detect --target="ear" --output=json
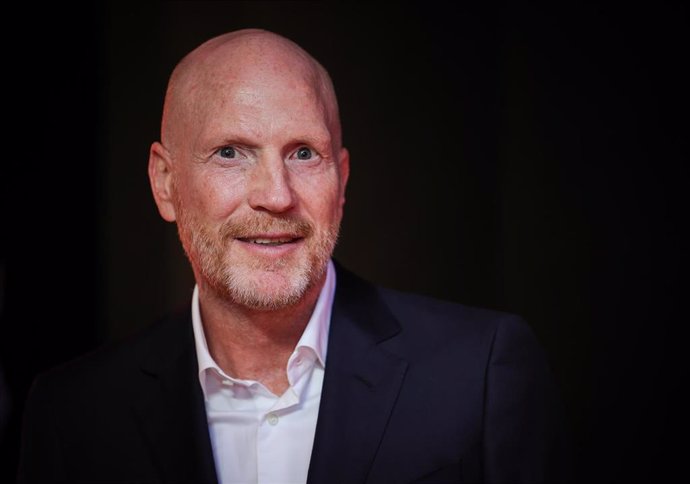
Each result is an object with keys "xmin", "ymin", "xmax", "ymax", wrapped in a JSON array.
[
  {"xmin": 337, "ymin": 147, "xmax": 350, "ymax": 210},
  {"xmin": 148, "ymin": 142, "xmax": 177, "ymax": 222}
]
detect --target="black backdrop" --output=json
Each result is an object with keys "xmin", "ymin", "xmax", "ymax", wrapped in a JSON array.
[{"xmin": 2, "ymin": 2, "xmax": 687, "ymax": 483}]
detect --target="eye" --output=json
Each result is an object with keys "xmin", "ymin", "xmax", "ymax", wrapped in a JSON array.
[
  {"xmin": 296, "ymin": 147, "xmax": 313, "ymax": 160},
  {"xmin": 218, "ymin": 146, "xmax": 236, "ymax": 158}
]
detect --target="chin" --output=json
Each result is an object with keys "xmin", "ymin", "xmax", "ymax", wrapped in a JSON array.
[{"xmin": 223, "ymin": 262, "xmax": 315, "ymax": 310}]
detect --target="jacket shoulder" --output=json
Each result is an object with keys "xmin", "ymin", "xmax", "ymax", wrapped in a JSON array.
[
  {"xmin": 29, "ymin": 303, "xmax": 192, "ymax": 399},
  {"xmin": 334, "ymin": 263, "xmax": 534, "ymax": 361},
  {"xmin": 380, "ymin": 284, "xmax": 522, "ymax": 328},
  {"xmin": 377, "ymin": 283, "xmax": 533, "ymax": 349}
]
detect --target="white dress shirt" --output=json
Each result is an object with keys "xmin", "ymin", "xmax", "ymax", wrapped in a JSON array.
[{"xmin": 192, "ymin": 260, "xmax": 335, "ymax": 484}]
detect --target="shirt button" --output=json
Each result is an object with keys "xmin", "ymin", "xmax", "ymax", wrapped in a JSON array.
[
  {"xmin": 295, "ymin": 358, "xmax": 303, "ymax": 366},
  {"xmin": 267, "ymin": 413, "xmax": 279, "ymax": 426},
  {"xmin": 222, "ymin": 379, "xmax": 233, "ymax": 387}
]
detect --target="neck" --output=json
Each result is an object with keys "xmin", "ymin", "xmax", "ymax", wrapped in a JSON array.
[{"xmin": 197, "ymin": 274, "xmax": 326, "ymax": 395}]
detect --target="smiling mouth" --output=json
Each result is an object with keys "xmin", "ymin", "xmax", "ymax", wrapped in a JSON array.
[{"xmin": 237, "ymin": 237, "xmax": 302, "ymax": 246}]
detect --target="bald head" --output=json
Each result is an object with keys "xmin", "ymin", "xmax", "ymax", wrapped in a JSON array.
[{"xmin": 161, "ymin": 29, "xmax": 341, "ymax": 155}]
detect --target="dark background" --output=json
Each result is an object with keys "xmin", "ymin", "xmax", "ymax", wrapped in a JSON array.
[{"xmin": 2, "ymin": 2, "xmax": 687, "ymax": 482}]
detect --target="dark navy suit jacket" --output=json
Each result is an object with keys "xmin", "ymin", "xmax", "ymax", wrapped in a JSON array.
[{"xmin": 18, "ymin": 265, "xmax": 571, "ymax": 483}]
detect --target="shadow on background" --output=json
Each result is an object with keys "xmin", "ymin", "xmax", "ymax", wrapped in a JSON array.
[{"xmin": 1, "ymin": 2, "xmax": 687, "ymax": 482}]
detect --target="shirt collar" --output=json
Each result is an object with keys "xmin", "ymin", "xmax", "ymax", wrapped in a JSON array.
[{"xmin": 192, "ymin": 259, "xmax": 336, "ymax": 399}]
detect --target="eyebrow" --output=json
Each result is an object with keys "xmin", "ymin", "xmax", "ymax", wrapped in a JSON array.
[{"xmin": 201, "ymin": 131, "xmax": 332, "ymax": 153}]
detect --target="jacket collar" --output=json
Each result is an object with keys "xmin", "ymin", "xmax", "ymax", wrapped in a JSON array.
[
  {"xmin": 135, "ymin": 306, "xmax": 219, "ymax": 484},
  {"xmin": 307, "ymin": 262, "xmax": 408, "ymax": 484}
]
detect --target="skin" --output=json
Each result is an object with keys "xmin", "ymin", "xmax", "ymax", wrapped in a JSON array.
[{"xmin": 148, "ymin": 29, "xmax": 349, "ymax": 395}]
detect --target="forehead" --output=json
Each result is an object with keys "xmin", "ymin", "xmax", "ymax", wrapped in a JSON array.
[{"xmin": 191, "ymin": 69, "xmax": 332, "ymax": 147}]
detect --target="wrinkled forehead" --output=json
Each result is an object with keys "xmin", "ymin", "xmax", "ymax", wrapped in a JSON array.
[
  {"xmin": 200, "ymin": 75, "xmax": 331, "ymax": 142},
  {"xmin": 164, "ymin": 33, "xmax": 339, "ymax": 150},
  {"xmin": 187, "ymin": 63, "xmax": 330, "ymax": 139}
]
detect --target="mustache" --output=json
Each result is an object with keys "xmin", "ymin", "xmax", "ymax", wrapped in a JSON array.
[{"xmin": 219, "ymin": 215, "xmax": 313, "ymax": 241}]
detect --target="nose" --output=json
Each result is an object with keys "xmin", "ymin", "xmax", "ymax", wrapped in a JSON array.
[{"xmin": 247, "ymin": 152, "xmax": 295, "ymax": 213}]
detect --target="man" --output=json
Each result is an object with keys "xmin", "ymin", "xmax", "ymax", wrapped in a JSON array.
[{"xmin": 18, "ymin": 29, "xmax": 571, "ymax": 483}]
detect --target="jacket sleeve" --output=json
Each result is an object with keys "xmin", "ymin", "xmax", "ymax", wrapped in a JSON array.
[
  {"xmin": 17, "ymin": 374, "xmax": 65, "ymax": 484},
  {"xmin": 482, "ymin": 316, "xmax": 574, "ymax": 483}
]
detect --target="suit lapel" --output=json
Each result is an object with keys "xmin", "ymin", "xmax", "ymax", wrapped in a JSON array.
[
  {"xmin": 133, "ymin": 309, "xmax": 218, "ymax": 484},
  {"xmin": 308, "ymin": 265, "xmax": 408, "ymax": 484}
]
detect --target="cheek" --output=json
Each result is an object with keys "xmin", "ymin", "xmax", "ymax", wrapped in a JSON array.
[
  {"xmin": 184, "ymin": 171, "xmax": 246, "ymax": 220},
  {"xmin": 293, "ymin": 174, "xmax": 342, "ymax": 221}
]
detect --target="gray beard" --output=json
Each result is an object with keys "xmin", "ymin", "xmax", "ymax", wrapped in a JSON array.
[{"xmin": 176, "ymin": 210, "xmax": 339, "ymax": 310}]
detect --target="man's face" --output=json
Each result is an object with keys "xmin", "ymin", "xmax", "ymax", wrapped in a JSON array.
[{"xmin": 169, "ymin": 72, "xmax": 348, "ymax": 310}]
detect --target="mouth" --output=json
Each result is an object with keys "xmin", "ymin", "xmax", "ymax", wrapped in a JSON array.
[{"xmin": 236, "ymin": 236, "xmax": 303, "ymax": 246}]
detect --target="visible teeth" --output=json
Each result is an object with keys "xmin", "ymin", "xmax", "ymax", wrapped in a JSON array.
[{"xmin": 249, "ymin": 238, "xmax": 293, "ymax": 245}]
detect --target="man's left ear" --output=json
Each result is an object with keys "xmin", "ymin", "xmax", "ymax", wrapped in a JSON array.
[{"xmin": 338, "ymin": 147, "xmax": 350, "ymax": 208}]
